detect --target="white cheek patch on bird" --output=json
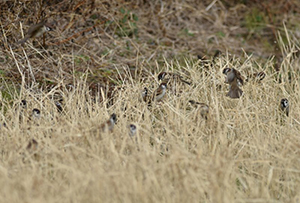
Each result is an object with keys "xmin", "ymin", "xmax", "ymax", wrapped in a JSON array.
[
  {"xmin": 128, "ymin": 124, "xmax": 137, "ymax": 137},
  {"xmin": 152, "ymin": 83, "xmax": 167, "ymax": 102},
  {"xmin": 280, "ymin": 98, "xmax": 289, "ymax": 116}
]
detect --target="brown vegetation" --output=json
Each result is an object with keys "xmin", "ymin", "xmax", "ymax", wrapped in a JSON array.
[{"xmin": 1, "ymin": 0, "xmax": 300, "ymax": 202}]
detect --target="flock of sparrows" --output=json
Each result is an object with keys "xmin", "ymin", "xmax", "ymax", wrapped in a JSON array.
[
  {"xmin": 142, "ymin": 67, "xmax": 289, "ymax": 118},
  {"xmin": 3, "ymin": 98, "xmax": 136, "ymax": 156},
  {"xmin": 4, "ymin": 67, "xmax": 290, "ymax": 156},
  {"xmin": 222, "ymin": 67, "xmax": 289, "ymax": 116},
  {"xmin": 11, "ymin": 20, "xmax": 291, "ymax": 155}
]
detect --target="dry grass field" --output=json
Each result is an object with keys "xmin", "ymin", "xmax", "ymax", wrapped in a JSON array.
[{"xmin": 1, "ymin": 0, "xmax": 300, "ymax": 202}]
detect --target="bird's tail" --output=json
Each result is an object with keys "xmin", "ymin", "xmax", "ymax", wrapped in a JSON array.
[{"xmin": 17, "ymin": 36, "xmax": 29, "ymax": 44}]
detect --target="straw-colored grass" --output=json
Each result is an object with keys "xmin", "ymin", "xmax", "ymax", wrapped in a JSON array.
[
  {"xmin": 1, "ymin": 0, "xmax": 300, "ymax": 202},
  {"xmin": 1, "ymin": 51, "xmax": 300, "ymax": 202}
]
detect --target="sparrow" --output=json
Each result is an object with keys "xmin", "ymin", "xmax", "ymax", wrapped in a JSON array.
[
  {"xmin": 26, "ymin": 138, "xmax": 38, "ymax": 152},
  {"xmin": 18, "ymin": 99, "xmax": 28, "ymax": 122},
  {"xmin": 197, "ymin": 54, "xmax": 207, "ymax": 61},
  {"xmin": 198, "ymin": 50, "xmax": 222, "ymax": 66},
  {"xmin": 158, "ymin": 72, "xmax": 191, "ymax": 86},
  {"xmin": 280, "ymin": 98, "xmax": 289, "ymax": 116},
  {"xmin": 212, "ymin": 50, "xmax": 222, "ymax": 63},
  {"xmin": 100, "ymin": 113, "xmax": 117, "ymax": 132},
  {"xmin": 189, "ymin": 100, "xmax": 209, "ymax": 120},
  {"xmin": 223, "ymin": 67, "xmax": 244, "ymax": 86},
  {"xmin": 222, "ymin": 67, "xmax": 231, "ymax": 75},
  {"xmin": 24, "ymin": 138, "xmax": 40, "ymax": 161},
  {"xmin": 55, "ymin": 101, "xmax": 63, "ymax": 113},
  {"xmin": 17, "ymin": 20, "xmax": 53, "ymax": 44},
  {"xmin": 141, "ymin": 87, "xmax": 148, "ymax": 102},
  {"xmin": 20, "ymin": 99, "xmax": 27, "ymax": 109},
  {"xmin": 151, "ymin": 83, "xmax": 167, "ymax": 102},
  {"xmin": 0, "ymin": 122, "xmax": 7, "ymax": 129},
  {"xmin": 128, "ymin": 124, "xmax": 137, "ymax": 137},
  {"xmin": 197, "ymin": 54, "xmax": 212, "ymax": 68},
  {"xmin": 32, "ymin": 108, "xmax": 41, "ymax": 119},
  {"xmin": 246, "ymin": 71, "xmax": 266, "ymax": 82},
  {"xmin": 225, "ymin": 68, "xmax": 243, "ymax": 99}
]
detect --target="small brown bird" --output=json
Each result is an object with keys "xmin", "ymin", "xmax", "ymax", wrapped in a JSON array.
[
  {"xmin": 141, "ymin": 87, "xmax": 148, "ymax": 102},
  {"xmin": 212, "ymin": 50, "xmax": 222, "ymax": 63},
  {"xmin": 32, "ymin": 108, "xmax": 41, "ymax": 119},
  {"xmin": 18, "ymin": 20, "xmax": 52, "ymax": 44},
  {"xmin": 128, "ymin": 124, "xmax": 137, "ymax": 137},
  {"xmin": 100, "ymin": 113, "xmax": 117, "ymax": 132},
  {"xmin": 223, "ymin": 67, "xmax": 244, "ymax": 86},
  {"xmin": 225, "ymin": 68, "xmax": 243, "ymax": 99},
  {"xmin": 0, "ymin": 122, "xmax": 7, "ymax": 129},
  {"xmin": 152, "ymin": 83, "xmax": 167, "ymax": 102},
  {"xmin": 280, "ymin": 98, "xmax": 289, "ymax": 116},
  {"xmin": 189, "ymin": 100, "xmax": 209, "ymax": 120},
  {"xmin": 158, "ymin": 72, "xmax": 191, "ymax": 86},
  {"xmin": 246, "ymin": 71, "xmax": 266, "ymax": 82},
  {"xmin": 26, "ymin": 138, "xmax": 38, "ymax": 152},
  {"xmin": 24, "ymin": 138, "xmax": 40, "ymax": 161},
  {"xmin": 55, "ymin": 101, "xmax": 63, "ymax": 113}
]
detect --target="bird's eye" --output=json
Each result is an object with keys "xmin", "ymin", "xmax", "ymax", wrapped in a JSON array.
[{"xmin": 45, "ymin": 26, "xmax": 51, "ymax": 31}]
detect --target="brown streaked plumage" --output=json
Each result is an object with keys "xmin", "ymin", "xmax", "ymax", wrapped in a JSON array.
[
  {"xmin": 141, "ymin": 87, "xmax": 148, "ymax": 102},
  {"xmin": 246, "ymin": 71, "xmax": 266, "ymax": 82},
  {"xmin": 189, "ymin": 100, "xmax": 209, "ymax": 120},
  {"xmin": 17, "ymin": 21, "xmax": 52, "ymax": 44},
  {"xmin": 158, "ymin": 72, "xmax": 191, "ymax": 86},
  {"xmin": 224, "ymin": 68, "xmax": 244, "ymax": 86},
  {"xmin": 152, "ymin": 83, "xmax": 167, "ymax": 102},
  {"xmin": 100, "ymin": 113, "xmax": 117, "ymax": 132},
  {"xmin": 26, "ymin": 138, "xmax": 38, "ymax": 152},
  {"xmin": 225, "ymin": 68, "xmax": 243, "ymax": 99}
]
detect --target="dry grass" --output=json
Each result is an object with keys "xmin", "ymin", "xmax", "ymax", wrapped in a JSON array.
[
  {"xmin": 1, "ymin": 0, "xmax": 300, "ymax": 202},
  {"xmin": 1, "ymin": 50, "xmax": 300, "ymax": 202}
]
